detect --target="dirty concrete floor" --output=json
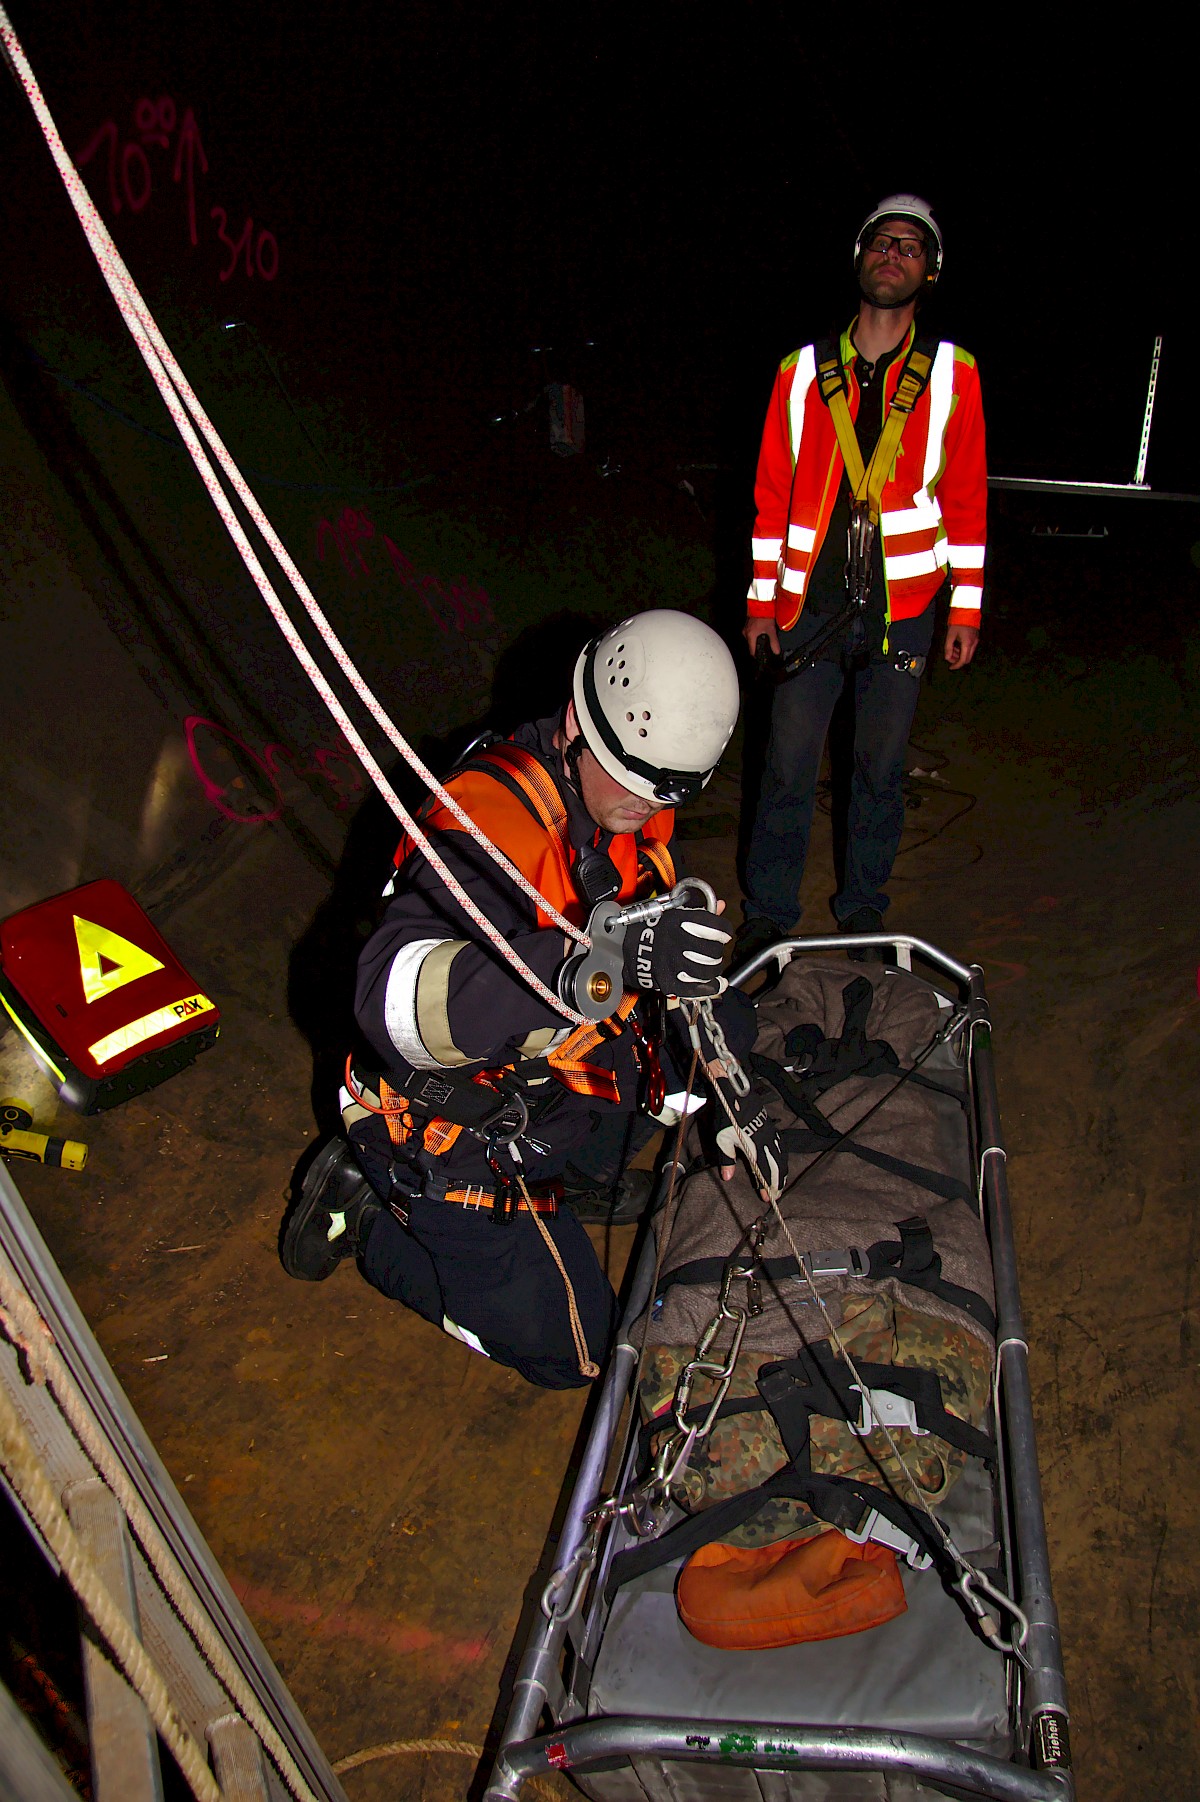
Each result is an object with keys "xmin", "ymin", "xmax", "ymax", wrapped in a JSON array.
[{"xmin": 6, "ymin": 714, "xmax": 1198, "ymax": 1802}]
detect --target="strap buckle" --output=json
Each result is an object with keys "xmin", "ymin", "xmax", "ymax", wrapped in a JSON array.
[
  {"xmin": 799, "ymin": 1246, "xmax": 871, "ymax": 1282},
  {"xmin": 456, "ymin": 1184, "xmax": 492, "ymax": 1210},
  {"xmin": 849, "ymin": 1384, "xmax": 929, "ymax": 1439},
  {"xmin": 844, "ymin": 1506, "xmax": 933, "ymax": 1571}
]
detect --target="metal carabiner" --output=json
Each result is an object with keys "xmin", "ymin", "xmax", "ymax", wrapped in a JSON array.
[{"xmin": 482, "ymin": 1089, "xmax": 528, "ymax": 1152}]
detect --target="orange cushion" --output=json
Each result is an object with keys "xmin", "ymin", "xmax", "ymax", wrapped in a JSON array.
[{"xmin": 676, "ymin": 1529, "xmax": 908, "ymax": 1650}]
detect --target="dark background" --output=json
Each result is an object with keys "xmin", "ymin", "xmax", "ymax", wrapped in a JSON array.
[{"xmin": 2, "ymin": 0, "xmax": 1192, "ymax": 498}]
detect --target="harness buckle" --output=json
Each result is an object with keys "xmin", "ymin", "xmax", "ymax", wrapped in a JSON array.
[
  {"xmin": 844, "ymin": 1506, "xmax": 933, "ymax": 1571},
  {"xmin": 849, "ymin": 1384, "xmax": 929, "ymax": 1439}
]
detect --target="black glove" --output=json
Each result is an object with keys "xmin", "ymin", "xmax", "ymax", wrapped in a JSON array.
[
  {"xmin": 714, "ymin": 1076, "xmax": 787, "ymax": 1201},
  {"xmin": 622, "ymin": 904, "xmax": 731, "ymax": 998}
]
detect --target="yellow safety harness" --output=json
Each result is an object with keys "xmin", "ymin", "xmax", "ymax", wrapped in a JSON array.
[{"xmin": 813, "ymin": 331, "xmax": 937, "ymax": 525}]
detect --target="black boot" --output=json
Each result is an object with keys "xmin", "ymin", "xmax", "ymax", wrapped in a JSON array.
[
  {"xmin": 840, "ymin": 905, "xmax": 887, "ymax": 964},
  {"xmin": 730, "ymin": 915, "xmax": 786, "ymax": 971},
  {"xmin": 280, "ymin": 1139, "xmax": 381, "ymax": 1281},
  {"xmin": 564, "ymin": 1166, "xmax": 655, "ymax": 1224}
]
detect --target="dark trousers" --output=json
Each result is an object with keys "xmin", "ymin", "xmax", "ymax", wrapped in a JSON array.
[
  {"xmin": 347, "ymin": 1107, "xmax": 624, "ymax": 1389},
  {"xmin": 360, "ymin": 1194, "xmax": 618, "ymax": 1389},
  {"xmin": 745, "ymin": 608, "xmax": 935, "ymax": 931}
]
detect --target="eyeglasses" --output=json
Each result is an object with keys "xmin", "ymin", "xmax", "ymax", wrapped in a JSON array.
[{"xmin": 864, "ymin": 232, "xmax": 926, "ymax": 261}]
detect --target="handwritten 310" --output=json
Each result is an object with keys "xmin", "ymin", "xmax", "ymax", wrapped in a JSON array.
[{"xmin": 78, "ymin": 97, "xmax": 278, "ymax": 283}]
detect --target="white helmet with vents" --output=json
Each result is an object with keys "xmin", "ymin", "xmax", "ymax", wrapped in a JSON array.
[
  {"xmin": 572, "ymin": 610, "xmax": 740, "ymax": 806},
  {"xmin": 855, "ymin": 193, "xmax": 943, "ymax": 283}
]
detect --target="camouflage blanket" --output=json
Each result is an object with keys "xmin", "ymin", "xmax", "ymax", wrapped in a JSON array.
[
  {"xmin": 642, "ymin": 959, "xmax": 994, "ymax": 1359},
  {"xmin": 636, "ymin": 959, "xmax": 995, "ymax": 1548},
  {"xmin": 640, "ymin": 1293, "xmax": 993, "ymax": 1547}
]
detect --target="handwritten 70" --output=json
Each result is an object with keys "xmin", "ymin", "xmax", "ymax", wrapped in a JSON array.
[{"xmin": 78, "ymin": 96, "xmax": 278, "ymax": 283}]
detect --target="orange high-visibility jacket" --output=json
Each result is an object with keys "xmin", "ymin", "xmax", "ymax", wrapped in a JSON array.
[{"xmin": 746, "ymin": 322, "xmax": 987, "ymax": 636}]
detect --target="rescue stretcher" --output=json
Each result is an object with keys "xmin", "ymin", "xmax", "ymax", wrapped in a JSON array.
[{"xmin": 485, "ymin": 936, "xmax": 1073, "ymax": 1802}]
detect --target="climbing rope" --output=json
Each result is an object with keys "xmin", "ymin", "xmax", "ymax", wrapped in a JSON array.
[
  {"xmin": 332, "ymin": 1738, "xmax": 564, "ymax": 1797},
  {"xmin": 0, "ymin": 1380, "xmax": 223, "ymax": 1802},
  {"xmin": 0, "ymin": 7, "xmax": 589, "ymax": 1028},
  {"xmin": 0, "ymin": 1263, "xmax": 322, "ymax": 1802}
]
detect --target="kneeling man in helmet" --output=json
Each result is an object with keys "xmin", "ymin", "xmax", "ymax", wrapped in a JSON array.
[{"xmin": 283, "ymin": 611, "xmax": 780, "ymax": 1388}]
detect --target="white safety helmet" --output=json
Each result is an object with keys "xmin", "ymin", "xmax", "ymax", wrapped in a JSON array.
[
  {"xmin": 572, "ymin": 610, "xmax": 740, "ymax": 806},
  {"xmin": 854, "ymin": 193, "xmax": 943, "ymax": 284}
]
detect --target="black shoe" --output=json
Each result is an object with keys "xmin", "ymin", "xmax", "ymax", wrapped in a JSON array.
[
  {"xmin": 564, "ymin": 1166, "xmax": 655, "ymax": 1225},
  {"xmin": 280, "ymin": 1139, "xmax": 381, "ymax": 1281},
  {"xmin": 731, "ymin": 915, "xmax": 786, "ymax": 972},
  {"xmin": 839, "ymin": 906, "xmax": 887, "ymax": 964}
]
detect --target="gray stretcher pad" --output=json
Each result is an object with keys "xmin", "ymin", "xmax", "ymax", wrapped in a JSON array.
[{"xmin": 588, "ymin": 1461, "xmax": 1011, "ymax": 1755}]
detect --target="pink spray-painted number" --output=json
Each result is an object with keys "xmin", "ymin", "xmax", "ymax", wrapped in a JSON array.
[
  {"xmin": 77, "ymin": 97, "xmax": 278, "ymax": 282},
  {"xmin": 315, "ymin": 508, "xmax": 496, "ymax": 638}
]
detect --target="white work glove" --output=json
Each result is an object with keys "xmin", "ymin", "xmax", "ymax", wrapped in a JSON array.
[{"xmin": 622, "ymin": 905, "xmax": 730, "ymax": 998}]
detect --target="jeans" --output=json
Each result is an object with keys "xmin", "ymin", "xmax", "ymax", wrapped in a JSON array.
[{"xmin": 745, "ymin": 606, "xmax": 936, "ymax": 931}]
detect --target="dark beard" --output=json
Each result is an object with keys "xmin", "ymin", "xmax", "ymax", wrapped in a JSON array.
[{"xmin": 858, "ymin": 269, "xmax": 922, "ymax": 311}]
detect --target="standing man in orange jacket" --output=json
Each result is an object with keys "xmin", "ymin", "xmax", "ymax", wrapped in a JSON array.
[{"xmin": 736, "ymin": 195, "xmax": 986, "ymax": 963}]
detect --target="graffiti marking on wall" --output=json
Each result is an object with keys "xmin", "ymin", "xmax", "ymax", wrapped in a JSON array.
[
  {"xmin": 314, "ymin": 507, "xmax": 496, "ymax": 639},
  {"xmin": 77, "ymin": 97, "xmax": 279, "ymax": 283},
  {"xmin": 184, "ymin": 717, "xmax": 364, "ymax": 823}
]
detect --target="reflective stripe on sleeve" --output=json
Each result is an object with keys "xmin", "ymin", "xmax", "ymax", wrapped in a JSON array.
[
  {"xmin": 947, "ymin": 543, "xmax": 986, "ymax": 568},
  {"xmin": 752, "ymin": 536, "xmax": 783, "ymax": 560},
  {"xmin": 749, "ymin": 575, "xmax": 778, "ymax": 603},
  {"xmin": 416, "ymin": 937, "xmax": 480, "ymax": 1066},
  {"xmin": 786, "ymin": 522, "xmax": 816, "ymax": 552},
  {"xmin": 384, "ymin": 936, "xmax": 457, "ymax": 1068},
  {"xmin": 780, "ymin": 565, "xmax": 806, "ymax": 595}
]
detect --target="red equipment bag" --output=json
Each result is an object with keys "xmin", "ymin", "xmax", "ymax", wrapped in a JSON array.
[{"xmin": 0, "ymin": 880, "xmax": 220, "ymax": 1113}]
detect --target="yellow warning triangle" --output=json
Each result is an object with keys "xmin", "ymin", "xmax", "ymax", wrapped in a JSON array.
[{"xmin": 74, "ymin": 915, "xmax": 164, "ymax": 1004}]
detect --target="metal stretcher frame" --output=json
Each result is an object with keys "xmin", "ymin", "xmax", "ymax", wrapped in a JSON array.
[{"xmin": 485, "ymin": 936, "xmax": 1073, "ymax": 1802}]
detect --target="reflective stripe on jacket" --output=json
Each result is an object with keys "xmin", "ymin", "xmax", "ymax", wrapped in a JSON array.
[{"xmin": 747, "ymin": 321, "xmax": 987, "ymax": 633}]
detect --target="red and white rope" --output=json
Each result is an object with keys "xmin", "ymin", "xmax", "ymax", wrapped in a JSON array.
[{"xmin": 0, "ymin": 6, "xmax": 588, "ymax": 1026}]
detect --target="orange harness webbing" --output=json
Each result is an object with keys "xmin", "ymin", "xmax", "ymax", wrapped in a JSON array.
[{"xmin": 391, "ymin": 741, "xmax": 677, "ymax": 1109}]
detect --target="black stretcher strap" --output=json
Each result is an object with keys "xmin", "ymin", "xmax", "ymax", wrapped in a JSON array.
[
  {"xmin": 777, "ymin": 1124, "xmax": 973, "ymax": 1205},
  {"xmin": 869, "ymin": 1215, "xmax": 996, "ymax": 1338},
  {"xmin": 603, "ymin": 1462, "xmax": 945, "ymax": 1604},
  {"xmin": 636, "ymin": 1333, "xmax": 993, "ymax": 1475},
  {"xmin": 654, "ymin": 1216, "xmax": 996, "ymax": 1339},
  {"xmin": 755, "ymin": 1341, "xmax": 995, "ymax": 1466}
]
